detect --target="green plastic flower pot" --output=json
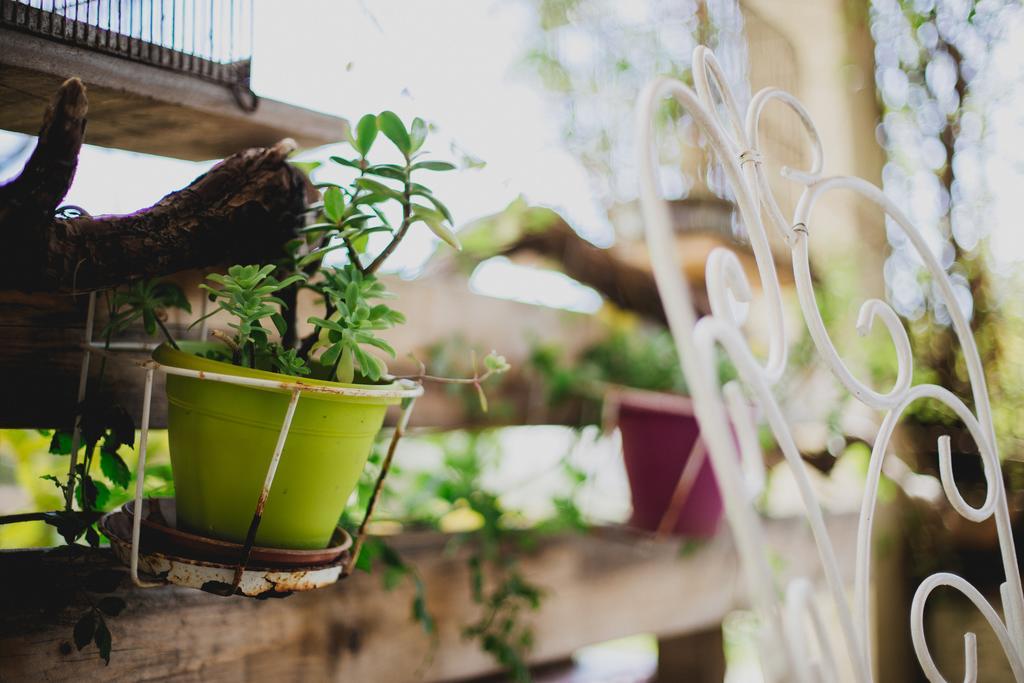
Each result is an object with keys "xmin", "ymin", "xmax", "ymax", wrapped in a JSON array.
[{"xmin": 153, "ymin": 342, "xmax": 401, "ymax": 550}]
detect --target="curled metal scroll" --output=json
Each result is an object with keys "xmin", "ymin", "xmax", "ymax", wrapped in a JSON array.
[{"xmin": 636, "ymin": 46, "xmax": 1024, "ymax": 682}]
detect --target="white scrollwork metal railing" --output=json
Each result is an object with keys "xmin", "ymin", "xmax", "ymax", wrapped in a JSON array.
[{"xmin": 635, "ymin": 45, "xmax": 1024, "ymax": 682}]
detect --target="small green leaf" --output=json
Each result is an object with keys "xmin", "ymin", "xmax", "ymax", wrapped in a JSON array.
[
  {"xmin": 320, "ymin": 343, "xmax": 343, "ymax": 367},
  {"xmin": 141, "ymin": 309, "xmax": 156, "ymax": 336},
  {"xmin": 354, "ymin": 177, "xmax": 403, "ymax": 201},
  {"xmin": 40, "ymin": 474, "xmax": 64, "ymax": 491},
  {"xmin": 358, "ymin": 334, "xmax": 397, "ymax": 357},
  {"xmin": 100, "ymin": 450, "xmax": 131, "ymax": 489},
  {"xmin": 412, "ymin": 205, "xmax": 462, "ymax": 250},
  {"xmin": 484, "ymin": 352, "xmax": 510, "ymax": 373},
  {"xmin": 354, "ymin": 538, "xmax": 381, "ymax": 573},
  {"xmin": 94, "ymin": 617, "xmax": 112, "ymax": 664},
  {"xmin": 298, "ymin": 222, "xmax": 339, "ymax": 235},
  {"xmin": 289, "ymin": 160, "xmax": 321, "ymax": 176},
  {"xmin": 411, "ymin": 160, "xmax": 456, "ymax": 172},
  {"xmin": 297, "ymin": 243, "xmax": 348, "ymax": 267},
  {"xmin": 377, "ymin": 111, "xmax": 411, "ymax": 155},
  {"xmin": 49, "ymin": 430, "xmax": 74, "ymax": 455},
  {"xmin": 412, "ymin": 189, "xmax": 454, "ymax": 223},
  {"xmin": 365, "ymin": 164, "xmax": 406, "ymax": 181},
  {"xmin": 73, "ymin": 611, "xmax": 96, "ymax": 651},
  {"xmin": 382, "ymin": 565, "xmax": 406, "ymax": 590},
  {"xmin": 409, "ymin": 117, "xmax": 427, "ymax": 153},
  {"xmin": 329, "ymin": 155, "xmax": 362, "ymax": 170},
  {"xmin": 268, "ymin": 314, "xmax": 285, "ymax": 337},
  {"xmin": 354, "ymin": 113, "xmax": 378, "ymax": 156},
  {"xmin": 323, "ymin": 186, "xmax": 345, "ymax": 223}
]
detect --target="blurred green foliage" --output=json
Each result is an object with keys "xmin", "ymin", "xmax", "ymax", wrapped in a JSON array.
[{"xmin": 0, "ymin": 429, "xmax": 174, "ymax": 549}]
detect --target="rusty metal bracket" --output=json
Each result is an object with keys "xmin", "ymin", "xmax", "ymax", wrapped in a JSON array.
[
  {"xmin": 71, "ymin": 291, "xmax": 423, "ymax": 595},
  {"xmin": 344, "ymin": 396, "xmax": 418, "ymax": 577}
]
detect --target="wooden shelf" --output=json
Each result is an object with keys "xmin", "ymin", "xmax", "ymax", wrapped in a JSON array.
[
  {"xmin": 0, "ymin": 29, "xmax": 349, "ymax": 161},
  {"xmin": 0, "ymin": 514, "xmax": 859, "ymax": 682}
]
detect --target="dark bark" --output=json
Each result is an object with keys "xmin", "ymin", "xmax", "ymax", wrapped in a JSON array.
[
  {"xmin": 0, "ymin": 77, "xmax": 87, "ymax": 249},
  {"xmin": 0, "ymin": 79, "xmax": 315, "ymax": 292}
]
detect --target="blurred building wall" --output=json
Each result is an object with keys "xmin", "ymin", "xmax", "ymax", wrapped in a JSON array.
[{"xmin": 743, "ymin": 0, "xmax": 888, "ymax": 299}]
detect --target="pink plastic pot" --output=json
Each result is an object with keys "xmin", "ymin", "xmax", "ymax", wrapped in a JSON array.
[{"xmin": 610, "ymin": 388, "xmax": 724, "ymax": 537}]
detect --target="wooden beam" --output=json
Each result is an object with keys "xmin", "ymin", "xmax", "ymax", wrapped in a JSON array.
[
  {"xmin": 0, "ymin": 29, "xmax": 348, "ymax": 161},
  {"xmin": 0, "ymin": 514, "xmax": 858, "ymax": 682}
]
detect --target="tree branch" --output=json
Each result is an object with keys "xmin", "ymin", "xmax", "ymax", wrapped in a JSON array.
[
  {"xmin": 0, "ymin": 78, "xmax": 87, "ymax": 236},
  {"xmin": 0, "ymin": 80, "xmax": 316, "ymax": 292}
]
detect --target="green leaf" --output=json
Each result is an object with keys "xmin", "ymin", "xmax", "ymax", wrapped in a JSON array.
[
  {"xmin": 141, "ymin": 309, "xmax": 156, "ymax": 336},
  {"xmin": 77, "ymin": 477, "xmax": 111, "ymax": 511},
  {"xmin": 354, "ymin": 113, "xmax": 378, "ymax": 156},
  {"xmin": 354, "ymin": 538, "xmax": 381, "ymax": 573},
  {"xmin": 358, "ymin": 334, "xmax": 396, "ymax": 357},
  {"xmin": 289, "ymin": 160, "xmax": 321, "ymax": 176},
  {"xmin": 354, "ymin": 177, "xmax": 403, "ymax": 201},
  {"xmin": 365, "ymin": 164, "xmax": 406, "ymax": 181},
  {"xmin": 100, "ymin": 450, "xmax": 131, "ymax": 489},
  {"xmin": 73, "ymin": 611, "xmax": 96, "ymax": 651},
  {"xmin": 94, "ymin": 617, "xmax": 112, "ymax": 664},
  {"xmin": 40, "ymin": 474, "xmax": 65, "ymax": 491},
  {"xmin": 377, "ymin": 111, "xmax": 411, "ymax": 155},
  {"xmin": 409, "ymin": 117, "xmax": 428, "ymax": 153},
  {"xmin": 297, "ymin": 243, "xmax": 349, "ymax": 267},
  {"xmin": 271, "ymin": 313, "xmax": 288, "ymax": 337},
  {"xmin": 323, "ymin": 186, "xmax": 345, "ymax": 223},
  {"xmin": 484, "ymin": 352, "xmax": 510, "ymax": 373},
  {"xmin": 352, "ymin": 346, "xmax": 374, "ymax": 380},
  {"xmin": 298, "ymin": 222, "xmax": 339, "ymax": 235},
  {"xmin": 411, "ymin": 160, "xmax": 456, "ymax": 172},
  {"xmin": 340, "ymin": 213, "xmax": 374, "ymax": 229},
  {"xmin": 320, "ymin": 342, "xmax": 343, "ymax": 367},
  {"xmin": 308, "ymin": 316, "xmax": 346, "ymax": 333},
  {"xmin": 49, "ymin": 430, "xmax": 74, "ymax": 455},
  {"xmin": 412, "ymin": 189, "xmax": 454, "ymax": 223},
  {"xmin": 329, "ymin": 155, "xmax": 362, "ymax": 170},
  {"xmin": 412, "ymin": 205, "xmax": 462, "ymax": 250},
  {"xmin": 382, "ymin": 565, "xmax": 406, "ymax": 590}
]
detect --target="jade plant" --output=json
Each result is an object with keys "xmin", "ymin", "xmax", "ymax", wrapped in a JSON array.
[
  {"xmin": 0, "ymin": 113, "xmax": 508, "ymax": 663},
  {"xmin": 183, "ymin": 111, "xmax": 508, "ymax": 388}
]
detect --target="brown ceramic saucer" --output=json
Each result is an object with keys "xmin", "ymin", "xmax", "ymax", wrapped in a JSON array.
[{"xmin": 123, "ymin": 498, "xmax": 351, "ymax": 568}]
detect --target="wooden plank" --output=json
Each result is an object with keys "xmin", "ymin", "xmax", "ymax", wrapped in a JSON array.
[
  {"xmin": 0, "ymin": 289, "xmax": 169, "ymax": 430},
  {"xmin": 0, "ymin": 29, "xmax": 348, "ymax": 161},
  {"xmin": 0, "ymin": 514, "xmax": 859, "ymax": 682}
]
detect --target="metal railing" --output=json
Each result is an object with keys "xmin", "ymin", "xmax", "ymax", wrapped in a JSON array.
[
  {"xmin": 637, "ymin": 46, "xmax": 1024, "ymax": 681},
  {"xmin": 0, "ymin": 0, "xmax": 254, "ymax": 92}
]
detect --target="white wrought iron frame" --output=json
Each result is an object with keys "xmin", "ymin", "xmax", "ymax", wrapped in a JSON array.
[{"xmin": 636, "ymin": 46, "xmax": 1024, "ymax": 682}]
